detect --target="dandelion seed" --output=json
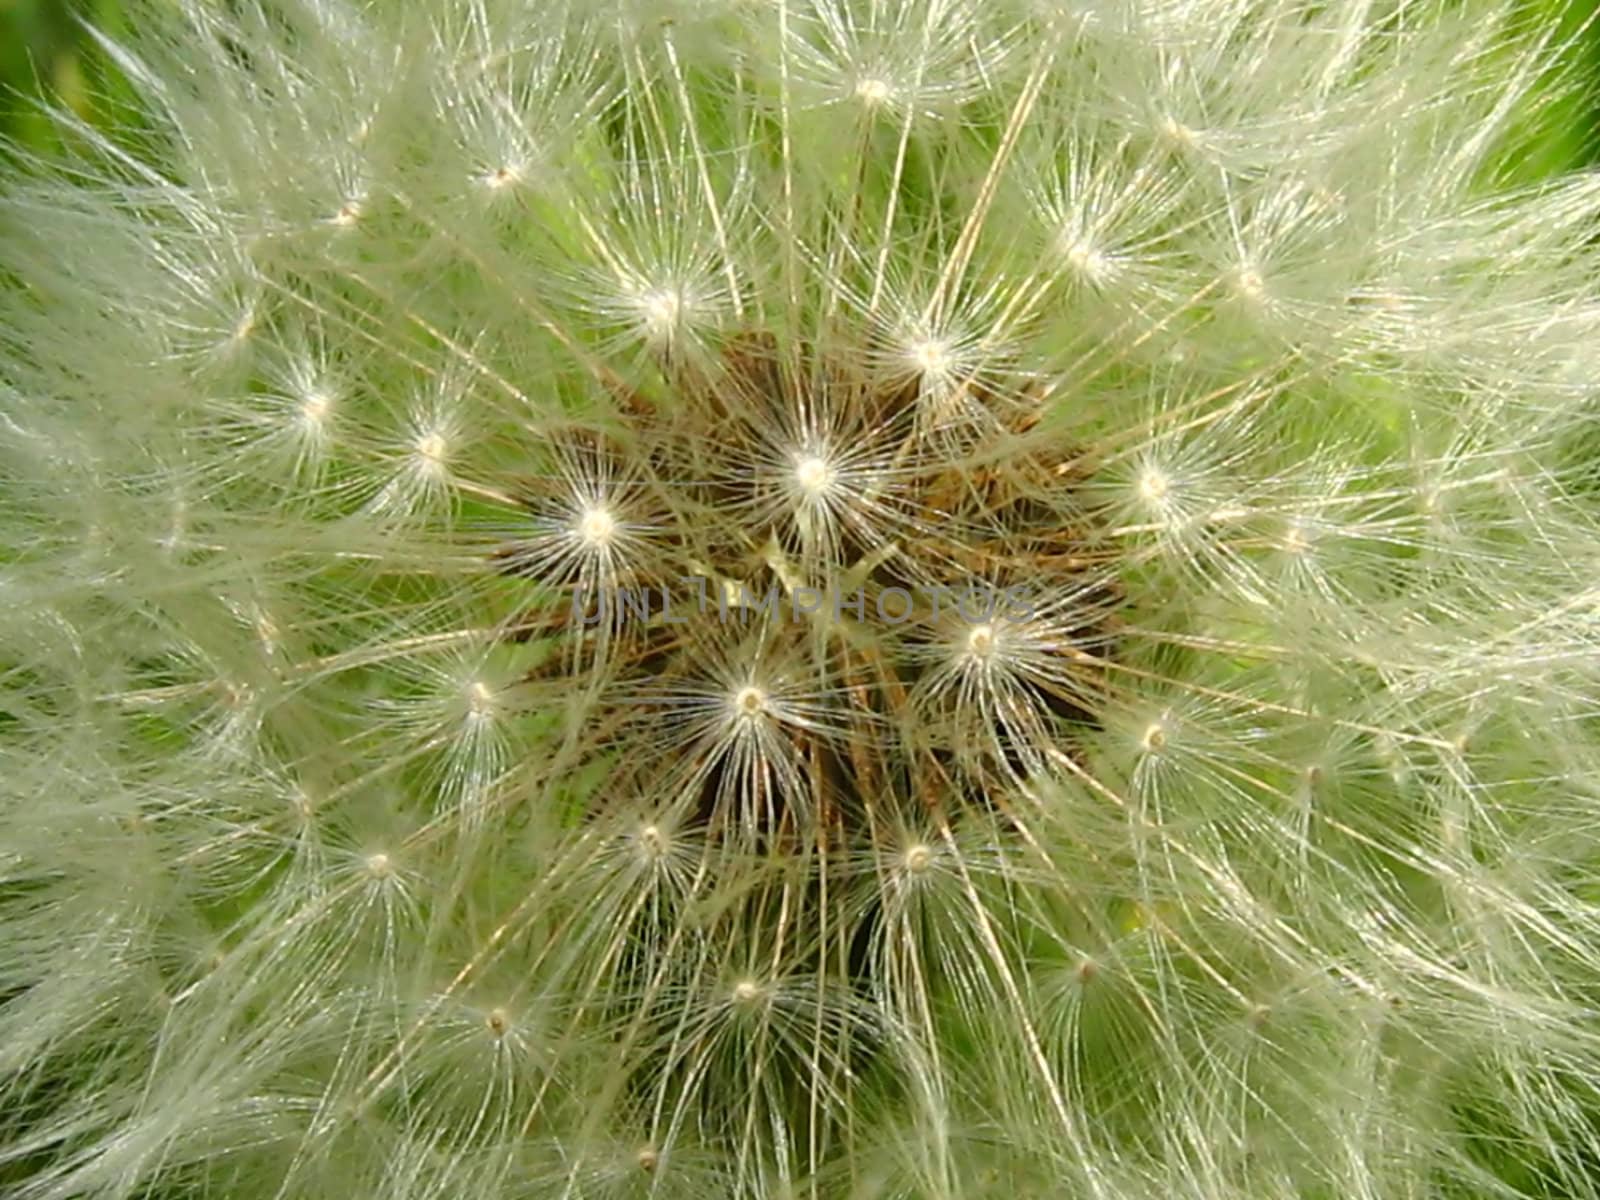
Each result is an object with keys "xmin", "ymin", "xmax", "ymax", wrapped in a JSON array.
[
  {"xmin": 732, "ymin": 978, "xmax": 764, "ymax": 1006},
  {"xmin": 1158, "ymin": 115, "xmax": 1195, "ymax": 147},
  {"xmin": 575, "ymin": 503, "xmax": 617, "ymax": 548},
  {"xmin": 793, "ymin": 453, "xmax": 834, "ymax": 496},
  {"xmin": 415, "ymin": 431, "xmax": 450, "ymax": 470},
  {"xmin": 855, "ymin": 77, "xmax": 894, "ymax": 106},
  {"xmin": 331, "ymin": 198, "xmax": 364, "ymax": 228},
  {"xmin": 299, "ymin": 388, "xmax": 334, "ymax": 428},
  {"xmin": 908, "ymin": 338, "xmax": 952, "ymax": 379},
  {"xmin": 903, "ymin": 844, "xmax": 934, "ymax": 874},
  {"xmin": 465, "ymin": 679, "xmax": 495, "ymax": 716},
  {"xmin": 481, "ymin": 163, "xmax": 523, "ymax": 191},
  {"xmin": 1062, "ymin": 237, "xmax": 1114, "ymax": 285},
  {"xmin": 636, "ymin": 823, "xmax": 666, "ymax": 860},
  {"xmin": 966, "ymin": 623, "xmax": 996, "ymax": 659},
  {"xmin": 635, "ymin": 285, "xmax": 683, "ymax": 345},
  {"xmin": 1138, "ymin": 468, "xmax": 1171, "ymax": 504},
  {"xmin": 1232, "ymin": 264, "xmax": 1268, "ymax": 304},
  {"xmin": 230, "ymin": 310, "xmax": 257, "ymax": 347},
  {"xmin": 732, "ymin": 684, "xmax": 768, "ymax": 720}
]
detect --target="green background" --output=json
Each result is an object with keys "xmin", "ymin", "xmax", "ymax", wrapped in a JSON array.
[{"xmin": 1, "ymin": 0, "xmax": 131, "ymax": 157}]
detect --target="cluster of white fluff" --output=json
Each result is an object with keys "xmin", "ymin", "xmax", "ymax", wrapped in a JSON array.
[{"xmin": 3, "ymin": 1, "xmax": 1600, "ymax": 1197}]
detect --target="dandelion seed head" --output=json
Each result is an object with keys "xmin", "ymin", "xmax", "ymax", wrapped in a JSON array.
[{"xmin": 9, "ymin": 3, "xmax": 1600, "ymax": 1197}]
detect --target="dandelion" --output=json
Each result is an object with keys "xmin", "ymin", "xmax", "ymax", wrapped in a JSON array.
[{"xmin": 4, "ymin": 1, "xmax": 1600, "ymax": 1198}]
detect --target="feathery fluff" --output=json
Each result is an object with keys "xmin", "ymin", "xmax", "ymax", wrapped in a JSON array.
[{"xmin": 4, "ymin": 1, "xmax": 1600, "ymax": 1197}]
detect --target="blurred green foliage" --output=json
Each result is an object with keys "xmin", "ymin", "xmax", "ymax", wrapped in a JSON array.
[
  {"xmin": 0, "ymin": 0, "xmax": 129, "ymax": 157},
  {"xmin": 1505, "ymin": 0, "xmax": 1600, "ymax": 181}
]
